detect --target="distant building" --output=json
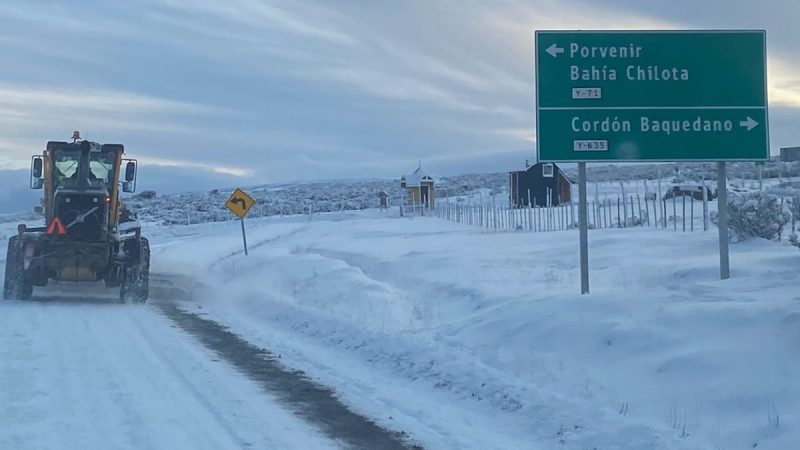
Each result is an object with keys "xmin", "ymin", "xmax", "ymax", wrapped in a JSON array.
[
  {"xmin": 378, "ymin": 191, "xmax": 389, "ymax": 209},
  {"xmin": 780, "ymin": 147, "xmax": 800, "ymax": 162},
  {"xmin": 400, "ymin": 165, "xmax": 435, "ymax": 209},
  {"xmin": 509, "ymin": 162, "xmax": 572, "ymax": 207}
]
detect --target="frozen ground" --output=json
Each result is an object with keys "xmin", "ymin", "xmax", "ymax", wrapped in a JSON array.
[
  {"xmin": 148, "ymin": 210, "xmax": 800, "ymax": 450},
  {"xmin": 2, "ymin": 196, "xmax": 799, "ymax": 449}
]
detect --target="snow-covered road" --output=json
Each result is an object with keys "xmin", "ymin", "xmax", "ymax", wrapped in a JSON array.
[{"xmin": 0, "ymin": 295, "xmax": 341, "ymax": 450}]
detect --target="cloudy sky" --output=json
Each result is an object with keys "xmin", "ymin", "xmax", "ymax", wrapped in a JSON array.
[{"xmin": 0, "ymin": 0, "xmax": 798, "ymax": 199}]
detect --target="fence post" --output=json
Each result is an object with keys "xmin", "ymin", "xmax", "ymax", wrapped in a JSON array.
[
  {"xmin": 597, "ymin": 201, "xmax": 602, "ymax": 229},
  {"xmin": 566, "ymin": 204, "xmax": 570, "ymax": 229},
  {"xmin": 691, "ymin": 195, "xmax": 695, "ymax": 232},
  {"xmin": 528, "ymin": 192, "xmax": 533, "ymax": 231},
  {"xmin": 682, "ymin": 195, "xmax": 686, "ymax": 232},
  {"xmin": 509, "ymin": 206, "xmax": 520, "ymax": 230},
  {"xmin": 702, "ymin": 177, "xmax": 709, "ymax": 231},
  {"xmin": 629, "ymin": 195, "xmax": 635, "ymax": 225},
  {"xmin": 620, "ymin": 181, "xmax": 628, "ymax": 227},
  {"xmin": 570, "ymin": 200, "xmax": 575, "ymax": 228},
  {"xmin": 602, "ymin": 199, "xmax": 607, "ymax": 228},
  {"xmin": 540, "ymin": 203, "xmax": 544, "ymax": 232},
  {"xmin": 652, "ymin": 196, "xmax": 657, "ymax": 228},
  {"xmin": 673, "ymin": 195, "xmax": 677, "ymax": 231}
]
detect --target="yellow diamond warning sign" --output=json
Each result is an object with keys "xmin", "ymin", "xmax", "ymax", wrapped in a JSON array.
[{"xmin": 225, "ymin": 188, "xmax": 255, "ymax": 219}]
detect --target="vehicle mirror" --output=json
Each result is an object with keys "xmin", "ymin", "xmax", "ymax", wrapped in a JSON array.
[
  {"xmin": 122, "ymin": 181, "xmax": 135, "ymax": 193},
  {"xmin": 32, "ymin": 157, "xmax": 43, "ymax": 178},
  {"xmin": 31, "ymin": 178, "xmax": 44, "ymax": 189},
  {"xmin": 125, "ymin": 161, "xmax": 136, "ymax": 182}
]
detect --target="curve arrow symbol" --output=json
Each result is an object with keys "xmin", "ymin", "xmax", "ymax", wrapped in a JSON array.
[{"xmin": 232, "ymin": 197, "xmax": 246, "ymax": 210}]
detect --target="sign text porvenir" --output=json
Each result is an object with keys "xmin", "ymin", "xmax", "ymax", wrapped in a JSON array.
[{"xmin": 535, "ymin": 30, "xmax": 769, "ymax": 162}]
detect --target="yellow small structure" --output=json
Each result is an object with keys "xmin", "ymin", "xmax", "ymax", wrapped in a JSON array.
[{"xmin": 400, "ymin": 165, "xmax": 435, "ymax": 209}]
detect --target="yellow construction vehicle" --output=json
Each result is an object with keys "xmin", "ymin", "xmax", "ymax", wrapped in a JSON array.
[{"xmin": 4, "ymin": 131, "xmax": 149, "ymax": 302}]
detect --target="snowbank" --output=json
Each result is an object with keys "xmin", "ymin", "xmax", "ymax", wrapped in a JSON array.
[{"xmin": 150, "ymin": 210, "xmax": 800, "ymax": 450}]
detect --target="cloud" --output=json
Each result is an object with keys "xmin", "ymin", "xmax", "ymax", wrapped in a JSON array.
[
  {"xmin": 0, "ymin": 84, "xmax": 215, "ymax": 115},
  {"xmin": 149, "ymin": 0, "xmax": 358, "ymax": 46},
  {"xmin": 138, "ymin": 156, "xmax": 254, "ymax": 177},
  {"xmin": 768, "ymin": 56, "xmax": 800, "ymax": 108},
  {"xmin": 0, "ymin": 0, "xmax": 799, "ymax": 188},
  {"xmin": 494, "ymin": 128, "xmax": 537, "ymax": 144},
  {"xmin": 0, "ymin": 83, "xmax": 230, "ymax": 168}
]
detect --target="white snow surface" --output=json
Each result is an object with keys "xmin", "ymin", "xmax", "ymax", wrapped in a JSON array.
[
  {"xmin": 0, "ymin": 288, "xmax": 338, "ymax": 449},
  {"xmin": 147, "ymin": 210, "xmax": 800, "ymax": 450},
  {"xmin": 2, "ymin": 205, "xmax": 798, "ymax": 449}
]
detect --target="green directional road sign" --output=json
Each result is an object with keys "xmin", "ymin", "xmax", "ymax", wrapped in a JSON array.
[{"xmin": 535, "ymin": 30, "xmax": 769, "ymax": 162}]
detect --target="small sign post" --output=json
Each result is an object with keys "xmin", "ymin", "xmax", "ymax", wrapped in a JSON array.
[{"xmin": 225, "ymin": 188, "xmax": 256, "ymax": 256}]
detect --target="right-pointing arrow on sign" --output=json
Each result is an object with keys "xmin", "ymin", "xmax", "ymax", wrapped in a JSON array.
[
  {"xmin": 739, "ymin": 116, "xmax": 759, "ymax": 131},
  {"xmin": 546, "ymin": 43, "xmax": 564, "ymax": 58}
]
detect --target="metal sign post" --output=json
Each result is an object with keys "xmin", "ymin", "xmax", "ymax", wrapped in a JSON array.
[
  {"xmin": 717, "ymin": 162, "xmax": 730, "ymax": 279},
  {"xmin": 578, "ymin": 162, "xmax": 589, "ymax": 294},
  {"xmin": 240, "ymin": 218, "xmax": 249, "ymax": 256}
]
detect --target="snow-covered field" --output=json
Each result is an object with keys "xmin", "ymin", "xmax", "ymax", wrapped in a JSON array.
[
  {"xmin": 142, "ymin": 210, "xmax": 800, "ymax": 450},
  {"xmin": 2, "ymin": 175, "xmax": 799, "ymax": 449}
]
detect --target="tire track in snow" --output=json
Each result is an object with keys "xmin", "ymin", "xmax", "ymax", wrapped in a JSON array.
[
  {"xmin": 155, "ymin": 301, "xmax": 422, "ymax": 450},
  {"xmin": 126, "ymin": 307, "xmax": 251, "ymax": 449}
]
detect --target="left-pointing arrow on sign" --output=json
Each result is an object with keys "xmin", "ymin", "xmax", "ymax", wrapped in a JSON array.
[
  {"xmin": 739, "ymin": 116, "xmax": 759, "ymax": 131},
  {"xmin": 546, "ymin": 43, "xmax": 564, "ymax": 58},
  {"xmin": 232, "ymin": 197, "xmax": 246, "ymax": 210}
]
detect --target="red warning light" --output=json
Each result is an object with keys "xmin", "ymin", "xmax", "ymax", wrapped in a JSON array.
[
  {"xmin": 102, "ymin": 196, "xmax": 111, "ymax": 204},
  {"xmin": 47, "ymin": 217, "xmax": 66, "ymax": 235}
]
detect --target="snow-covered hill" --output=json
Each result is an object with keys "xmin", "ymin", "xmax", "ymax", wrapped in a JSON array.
[{"xmin": 126, "ymin": 161, "xmax": 798, "ymax": 226}]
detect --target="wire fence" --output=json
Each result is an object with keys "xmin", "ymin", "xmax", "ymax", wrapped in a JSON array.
[{"xmin": 431, "ymin": 192, "xmax": 713, "ymax": 233}]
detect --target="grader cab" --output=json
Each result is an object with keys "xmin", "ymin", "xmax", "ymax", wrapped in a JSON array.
[{"xmin": 3, "ymin": 132, "xmax": 150, "ymax": 302}]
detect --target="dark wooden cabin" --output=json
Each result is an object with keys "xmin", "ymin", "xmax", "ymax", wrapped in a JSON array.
[{"xmin": 509, "ymin": 162, "xmax": 573, "ymax": 207}]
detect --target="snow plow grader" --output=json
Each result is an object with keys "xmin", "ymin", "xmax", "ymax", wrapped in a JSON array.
[{"xmin": 3, "ymin": 132, "xmax": 149, "ymax": 302}]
